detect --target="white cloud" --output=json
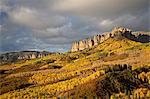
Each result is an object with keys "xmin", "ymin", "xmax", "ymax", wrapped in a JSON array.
[
  {"xmin": 100, "ymin": 20, "xmax": 113, "ymax": 27},
  {"xmin": 9, "ymin": 7, "xmax": 68, "ymax": 29},
  {"xmin": 98, "ymin": 15, "xmax": 137, "ymax": 30},
  {"xmin": 10, "ymin": 7, "xmax": 41, "ymax": 28}
]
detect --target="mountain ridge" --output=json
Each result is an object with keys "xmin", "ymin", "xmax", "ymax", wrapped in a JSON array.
[
  {"xmin": 71, "ymin": 27, "xmax": 150, "ymax": 52},
  {"xmin": 0, "ymin": 51, "xmax": 52, "ymax": 63},
  {"xmin": 1, "ymin": 27, "xmax": 149, "ymax": 64}
]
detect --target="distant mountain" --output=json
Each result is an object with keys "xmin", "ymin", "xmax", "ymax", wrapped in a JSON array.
[{"xmin": 0, "ymin": 51, "xmax": 52, "ymax": 63}]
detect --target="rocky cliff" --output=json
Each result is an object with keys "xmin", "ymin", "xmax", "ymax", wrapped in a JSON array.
[
  {"xmin": 71, "ymin": 27, "xmax": 150, "ymax": 52},
  {"xmin": 0, "ymin": 51, "xmax": 51, "ymax": 62}
]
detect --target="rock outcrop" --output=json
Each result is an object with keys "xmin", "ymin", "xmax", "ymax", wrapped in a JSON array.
[
  {"xmin": 71, "ymin": 27, "xmax": 149, "ymax": 52},
  {"xmin": 0, "ymin": 51, "xmax": 51, "ymax": 62}
]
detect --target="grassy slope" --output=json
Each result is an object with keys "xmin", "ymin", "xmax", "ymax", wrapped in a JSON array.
[{"xmin": 0, "ymin": 36, "xmax": 150, "ymax": 98}]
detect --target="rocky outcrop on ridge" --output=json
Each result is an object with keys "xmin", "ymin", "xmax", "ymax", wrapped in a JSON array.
[
  {"xmin": 0, "ymin": 51, "xmax": 51, "ymax": 62},
  {"xmin": 71, "ymin": 27, "xmax": 150, "ymax": 52}
]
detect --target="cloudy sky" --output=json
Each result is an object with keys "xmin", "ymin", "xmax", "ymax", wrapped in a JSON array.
[{"xmin": 0, "ymin": 0, "xmax": 149, "ymax": 52}]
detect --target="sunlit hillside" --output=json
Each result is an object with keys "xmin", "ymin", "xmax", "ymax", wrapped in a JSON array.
[{"xmin": 0, "ymin": 30, "xmax": 150, "ymax": 99}]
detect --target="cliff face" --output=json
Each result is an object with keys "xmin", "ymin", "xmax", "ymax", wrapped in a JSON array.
[
  {"xmin": 0, "ymin": 51, "xmax": 51, "ymax": 62},
  {"xmin": 71, "ymin": 27, "xmax": 130, "ymax": 52},
  {"xmin": 71, "ymin": 27, "xmax": 150, "ymax": 52}
]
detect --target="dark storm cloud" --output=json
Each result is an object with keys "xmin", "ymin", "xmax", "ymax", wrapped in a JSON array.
[
  {"xmin": 0, "ymin": 0, "xmax": 149, "ymax": 52},
  {"xmin": 54, "ymin": 0, "xmax": 148, "ymax": 17}
]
